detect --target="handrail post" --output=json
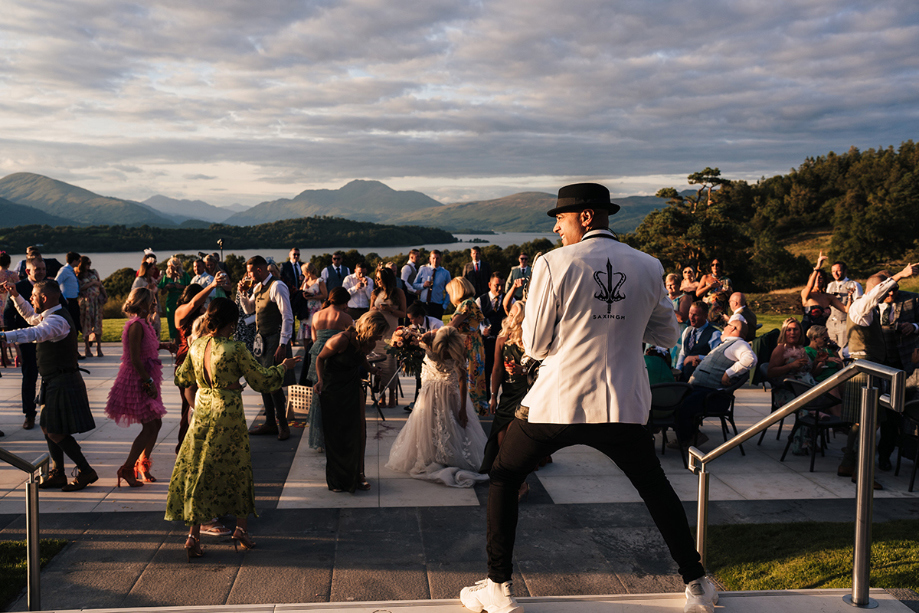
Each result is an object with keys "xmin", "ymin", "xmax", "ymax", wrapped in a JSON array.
[
  {"xmin": 696, "ymin": 464, "xmax": 709, "ymax": 568},
  {"xmin": 25, "ymin": 472, "xmax": 41, "ymax": 611},
  {"xmin": 845, "ymin": 382, "xmax": 880, "ymax": 609}
]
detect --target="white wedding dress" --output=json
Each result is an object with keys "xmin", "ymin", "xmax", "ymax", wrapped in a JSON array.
[{"xmin": 386, "ymin": 350, "xmax": 490, "ymax": 488}]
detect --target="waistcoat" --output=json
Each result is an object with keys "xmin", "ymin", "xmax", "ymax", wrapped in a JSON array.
[
  {"xmin": 689, "ymin": 337, "xmax": 740, "ymax": 389},
  {"xmin": 37, "ymin": 306, "xmax": 79, "ymax": 377},
  {"xmin": 255, "ymin": 278, "xmax": 281, "ymax": 335},
  {"xmin": 847, "ymin": 313, "xmax": 886, "ymax": 364},
  {"xmin": 683, "ymin": 324, "xmax": 717, "ymax": 357}
]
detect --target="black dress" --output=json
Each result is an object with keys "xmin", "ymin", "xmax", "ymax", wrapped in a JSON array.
[
  {"xmin": 319, "ymin": 340, "xmax": 364, "ymax": 492},
  {"xmin": 480, "ymin": 342, "xmax": 529, "ymax": 473}
]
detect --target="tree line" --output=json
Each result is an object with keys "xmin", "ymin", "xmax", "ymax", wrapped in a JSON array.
[
  {"xmin": 624, "ymin": 140, "xmax": 919, "ymax": 291},
  {"xmin": 0, "ymin": 215, "xmax": 456, "ymax": 253}
]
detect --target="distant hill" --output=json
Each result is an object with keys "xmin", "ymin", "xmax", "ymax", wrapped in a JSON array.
[
  {"xmin": 393, "ymin": 191, "xmax": 668, "ymax": 234},
  {"xmin": 0, "ymin": 173, "xmax": 176, "ymax": 227},
  {"xmin": 0, "ymin": 196, "xmax": 75, "ymax": 228},
  {"xmin": 0, "ymin": 216, "xmax": 457, "ymax": 253},
  {"xmin": 224, "ymin": 179, "xmax": 443, "ymax": 226},
  {"xmin": 144, "ymin": 195, "xmax": 240, "ymax": 223}
]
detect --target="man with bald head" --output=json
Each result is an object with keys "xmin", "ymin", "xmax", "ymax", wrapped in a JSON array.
[
  {"xmin": 460, "ymin": 183, "xmax": 715, "ymax": 613},
  {"xmin": 727, "ymin": 292, "xmax": 757, "ymax": 342},
  {"xmin": 840, "ymin": 263, "xmax": 919, "ymax": 483}
]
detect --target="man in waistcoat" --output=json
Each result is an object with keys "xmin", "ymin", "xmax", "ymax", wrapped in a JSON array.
[
  {"xmin": 675, "ymin": 316, "xmax": 757, "ymax": 446},
  {"xmin": 839, "ymin": 264, "xmax": 919, "ymax": 482},
  {"xmin": 239, "ymin": 255, "xmax": 295, "ymax": 441},
  {"xmin": 406, "ymin": 302, "xmax": 444, "ymax": 410},
  {"xmin": 463, "ymin": 246, "xmax": 492, "ymax": 297},
  {"xmin": 676, "ymin": 301, "xmax": 722, "ymax": 381},
  {"xmin": 4, "ymin": 256, "xmax": 45, "ymax": 430},
  {"xmin": 1, "ymin": 279, "xmax": 98, "ymax": 491},
  {"xmin": 320, "ymin": 251, "xmax": 350, "ymax": 291},
  {"xmin": 460, "ymin": 183, "xmax": 715, "ymax": 613},
  {"xmin": 826, "ymin": 260, "xmax": 863, "ymax": 349},
  {"xmin": 476, "ymin": 272, "xmax": 506, "ymax": 398},
  {"xmin": 400, "ymin": 249, "xmax": 421, "ymax": 311},
  {"xmin": 504, "ymin": 253, "xmax": 531, "ymax": 301}
]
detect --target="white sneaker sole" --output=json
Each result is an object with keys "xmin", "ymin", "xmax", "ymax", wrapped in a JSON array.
[
  {"xmin": 684, "ymin": 591, "xmax": 718, "ymax": 613},
  {"xmin": 459, "ymin": 589, "xmax": 524, "ymax": 613}
]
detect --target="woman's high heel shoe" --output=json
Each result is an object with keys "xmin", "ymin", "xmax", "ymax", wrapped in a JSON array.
[
  {"xmin": 232, "ymin": 527, "xmax": 256, "ymax": 551},
  {"xmin": 185, "ymin": 535, "xmax": 203, "ymax": 562},
  {"xmin": 117, "ymin": 464, "xmax": 143, "ymax": 488},
  {"xmin": 135, "ymin": 457, "xmax": 157, "ymax": 482}
]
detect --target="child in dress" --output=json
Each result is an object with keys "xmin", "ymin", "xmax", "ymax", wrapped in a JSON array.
[
  {"xmin": 105, "ymin": 288, "xmax": 173, "ymax": 486},
  {"xmin": 385, "ymin": 326, "xmax": 489, "ymax": 488}
]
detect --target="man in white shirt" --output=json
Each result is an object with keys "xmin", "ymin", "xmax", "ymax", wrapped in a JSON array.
[
  {"xmin": 189, "ymin": 259, "xmax": 215, "ymax": 306},
  {"xmin": 401, "ymin": 249, "xmax": 421, "ymax": 309},
  {"xmin": 675, "ymin": 315, "xmax": 757, "ymax": 446},
  {"xmin": 405, "ymin": 302, "xmax": 443, "ymax": 411},
  {"xmin": 460, "ymin": 183, "xmax": 714, "ymax": 613},
  {"xmin": 826, "ymin": 260, "xmax": 864, "ymax": 348},
  {"xmin": 839, "ymin": 264, "xmax": 919, "ymax": 478},
  {"xmin": 1, "ymin": 279, "xmax": 98, "ymax": 491},
  {"xmin": 238, "ymin": 255, "xmax": 295, "ymax": 440},
  {"xmin": 342, "ymin": 262, "xmax": 374, "ymax": 320}
]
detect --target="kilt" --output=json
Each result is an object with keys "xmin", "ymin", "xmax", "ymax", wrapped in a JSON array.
[
  {"xmin": 257, "ymin": 332, "xmax": 295, "ymax": 387},
  {"xmin": 39, "ymin": 370, "xmax": 95, "ymax": 435},
  {"xmin": 840, "ymin": 369, "xmax": 889, "ymax": 426}
]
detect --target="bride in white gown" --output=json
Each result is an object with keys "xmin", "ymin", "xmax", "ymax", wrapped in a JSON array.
[{"xmin": 386, "ymin": 327, "xmax": 489, "ymax": 488}]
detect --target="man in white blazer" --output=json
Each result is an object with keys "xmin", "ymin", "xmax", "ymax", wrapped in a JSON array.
[{"xmin": 460, "ymin": 183, "xmax": 716, "ymax": 613}]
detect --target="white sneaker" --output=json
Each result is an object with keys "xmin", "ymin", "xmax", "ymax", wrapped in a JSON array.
[
  {"xmin": 684, "ymin": 576, "xmax": 719, "ymax": 613},
  {"xmin": 460, "ymin": 578, "xmax": 523, "ymax": 613}
]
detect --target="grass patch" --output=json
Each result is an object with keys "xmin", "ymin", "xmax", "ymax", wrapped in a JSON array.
[
  {"xmin": 0, "ymin": 539, "xmax": 68, "ymax": 608},
  {"xmin": 708, "ymin": 520, "xmax": 919, "ymax": 592}
]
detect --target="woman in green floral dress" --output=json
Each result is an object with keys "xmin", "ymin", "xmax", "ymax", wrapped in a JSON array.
[
  {"xmin": 446, "ymin": 277, "xmax": 488, "ymax": 415},
  {"xmin": 166, "ymin": 298, "xmax": 299, "ymax": 559}
]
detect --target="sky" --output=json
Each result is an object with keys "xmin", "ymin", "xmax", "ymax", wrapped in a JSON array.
[{"xmin": 1, "ymin": 0, "xmax": 917, "ymax": 208}]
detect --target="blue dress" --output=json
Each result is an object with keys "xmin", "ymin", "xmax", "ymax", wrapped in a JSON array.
[{"xmin": 307, "ymin": 328, "xmax": 339, "ymax": 450}]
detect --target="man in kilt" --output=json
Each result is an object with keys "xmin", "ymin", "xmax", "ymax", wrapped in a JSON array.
[
  {"xmin": 839, "ymin": 263, "xmax": 919, "ymax": 487},
  {"xmin": 1, "ymin": 279, "xmax": 98, "ymax": 491}
]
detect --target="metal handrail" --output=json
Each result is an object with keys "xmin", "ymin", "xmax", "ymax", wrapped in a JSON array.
[
  {"xmin": 0, "ymin": 447, "xmax": 50, "ymax": 612},
  {"xmin": 686, "ymin": 360, "xmax": 904, "ymax": 610}
]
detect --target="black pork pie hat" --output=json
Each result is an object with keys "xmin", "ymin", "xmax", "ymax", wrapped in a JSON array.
[{"xmin": 546, "ymin": 183, "xmax": 621, "ymax": 217}]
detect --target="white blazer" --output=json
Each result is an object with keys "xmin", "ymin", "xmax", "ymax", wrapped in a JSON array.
[{"xmin": 521, "ymin": 229, "xmax": 680, "ymax": 424}]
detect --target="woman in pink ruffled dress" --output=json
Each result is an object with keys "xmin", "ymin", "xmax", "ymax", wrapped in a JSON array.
[{"xmin": 105, "ymin": 288, "xmax": 173, "ymax": 487}]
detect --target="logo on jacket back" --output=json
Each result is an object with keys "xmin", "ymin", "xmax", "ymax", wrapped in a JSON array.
[{"xmin": 594, "ymin": 259, "xmax": 626, "ymax": 314}]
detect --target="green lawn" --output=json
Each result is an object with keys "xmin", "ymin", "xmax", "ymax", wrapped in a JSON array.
[
  {"xmin": 0, "ymin": 539, "xmax": 68, "ymax": 609},
  {"xmin": 708, "ymin": 520, "xmax": 919, "ymax": 592}
]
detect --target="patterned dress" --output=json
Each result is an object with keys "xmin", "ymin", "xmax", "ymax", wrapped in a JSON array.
[
  {"xmin": 452, "ymin": 298, "xmax": 488, "ymax": 415},
  {"xmin": 77, "ymin": 269, "xmax": 105, "ymax": 340},
  {"xmin": 105, "ymin": 317, "xmax": 167, "ymax": 426},
  {"xmin": 166, "ymin": 337, "xmax": 286, "ymax": 526}
]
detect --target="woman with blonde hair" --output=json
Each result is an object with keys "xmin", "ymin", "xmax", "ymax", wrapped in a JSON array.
[
  {"xmin": 105, "ymin": 288, "xmax": 173, "ymax": 486},
  {"xmin": 297, "ymin": 261, "xmax": 327, "ymax": 346},
  {"xmin": 76, "ymin": 256, "xmax": 106, "ymax": 357},
  {"xmin": 166, "ymin": 298, "xmax": 299, "ymax": 559},
  {"xmin": 386, "ymin": 326, "xmax": 489, "ymax": 487},
  {"xmin": 446, "ymin": 276, "xmax": 488, "ymax": 415},
  {"xmin": 315, "ymin": 311, "xmax": 389, "ymax": 492}
]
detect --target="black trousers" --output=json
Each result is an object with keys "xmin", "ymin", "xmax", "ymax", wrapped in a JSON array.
[
  {"xmin": 486, "ymin": 420, "xmax": 704, "ymax": 585},
  {"xmin": 20, "ymin": 343, "xmax": 37, "ymax": 418}
]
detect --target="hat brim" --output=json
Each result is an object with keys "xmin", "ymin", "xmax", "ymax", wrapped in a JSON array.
[{"xmin": 546, "ymin": 201, "xmax": 621, "ymax": 217}]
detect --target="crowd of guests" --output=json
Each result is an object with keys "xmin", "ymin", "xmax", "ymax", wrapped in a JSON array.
[
  {"xmin": 0, "ymin": 243, "xmax": 543, "ymax": 558},
  {"xmin": 652, "ymin": 251, "xmax": 919, "ymax": 490}
]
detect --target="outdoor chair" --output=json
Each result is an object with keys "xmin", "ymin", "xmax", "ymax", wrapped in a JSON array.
[
  {"xmin": 895, "ymin": 399, "xmax": 919, "ymax": 492},
  {"xmin": 779, "ymin": 379, "xmax": 846, "ymax": 472},
  {"xmin": 646, "ymin": 382, "xmax": 693, "ymax": 468},
  {"xmin": 694, "ymin": 376, "xmax": 747, "ymax": 456},
  {"xmin": 756, "ymin": 363, "xmax": 788, "ymax": 445},
  {"xmin": 285, "ymin": 384, "xmax": 312, "ymax": 421}
]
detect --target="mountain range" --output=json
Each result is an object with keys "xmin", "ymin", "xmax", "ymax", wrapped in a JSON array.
[{"xmin": 0, "ymin": 173, "xmax": 670, "ymax": 234}]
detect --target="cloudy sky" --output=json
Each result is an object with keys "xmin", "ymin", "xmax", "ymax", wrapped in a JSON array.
[{"xmin": 1, "ymin": 0, "xmax": 917, "ymax": 208}]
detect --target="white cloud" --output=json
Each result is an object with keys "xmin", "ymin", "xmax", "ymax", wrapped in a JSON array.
[{"xmin": 0, "ymin": 0, "xmax": 916, "ymax": 207}]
